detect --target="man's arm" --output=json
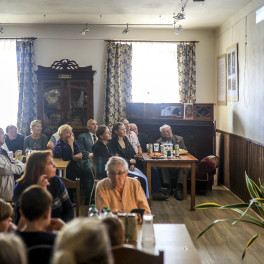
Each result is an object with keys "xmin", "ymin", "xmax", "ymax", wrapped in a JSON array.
[
  {"xmin": 95, "ymin": 181, "xmax": 110, "ymax": 212},
  {"xmin": 78, "ymin": 134, "xmax": 92, "ymax": 160},
  {"xmin": 0, "ymin": 155, "xmax": 25, "ymax": 175}
]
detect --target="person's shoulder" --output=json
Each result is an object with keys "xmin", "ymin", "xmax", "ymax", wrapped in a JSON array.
[
  {"xmin": 17, "ymin": 133, "xmax": 25, "ymax": 139},
  {"xmin": 41, "ymin": 134, "xmax": 48, "ymax": 140},
  {"xmin": 130, "ymin": 131, "xmax": 137, "ymax": 137},
  {"xmin": 24, "ymin": 135, "xmax": 31, "ymax": 140},
  {"xmin": 78, "ymin": 132, "xmax": 87, "ymax": 139},
  {"xmin": 156, "ymin": 137, "xmax": 163, "ymax": 143},
  {"xmin": 97, "ymin": 178, "xmax": 111, "ymax": 188},
  {"xmin": 173, "ymin": 135, "xmax": 183, "ymax": 141}
]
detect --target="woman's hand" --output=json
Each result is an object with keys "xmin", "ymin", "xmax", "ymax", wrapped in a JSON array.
[
  {"xmin": 73, "ymin": 152, "xmax": 82, "ymax": 161},
  {"xmin": 130, "ymin": 159, "xmax": 136, "ymax": 164},
  {"xmin": 129, "ymin": 164, "xmax": 135, "ymax": 171},
  {"xmin": 68, "ymin": 132, "xmax": 75, "ymax": 145},
  {"xmin": 38, "ymin": 174, "xmax": 50, "ymax": 189}
]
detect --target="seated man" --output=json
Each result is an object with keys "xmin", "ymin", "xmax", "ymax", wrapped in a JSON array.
[
  {"xmin": 95, "ymin": 156, "xmax": 151, "ymax": 215},
  {"xmin": 156, "ymin": 124, "xmax": 188, "ymax": 200},
  {"xmin": 0, "ymin": 128, "xmax": 25, "ymax": 201},
  {"xmin": 16, "ymin": 185, "xmax": 63, "ymax": 264},
  {"xmin": 5, "ymin": 125, "xmax": 24, "ymax": 153}
]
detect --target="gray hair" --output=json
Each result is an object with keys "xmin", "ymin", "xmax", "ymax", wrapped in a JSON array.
[
  {"xmin": 87, "ymin": 119, "xmax": 95, "ymax": 126},
  {"xmin": 159, "ymin": 124, "xmax": 171, "ymax": 133},
  {"xmin": 105, "ymin": 157, "xmax": 128, "ymax": 173},
  {"xmin": 52, "ymin": 218, "xmax": 113, "ymax": 264},
  {"xmin": 0, "ymin": 233, "xmax": 27, "ymax": 264}
]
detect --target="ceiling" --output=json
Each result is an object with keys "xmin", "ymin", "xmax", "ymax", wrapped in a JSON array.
[{"xmin": 1, "ymin": 0, "xmax": 252, "ymax": 29}]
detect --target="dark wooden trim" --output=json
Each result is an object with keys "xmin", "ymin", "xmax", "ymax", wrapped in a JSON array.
[{"xmin": 216, "ymin": 129, "xmax": 264, "ymax": 205}]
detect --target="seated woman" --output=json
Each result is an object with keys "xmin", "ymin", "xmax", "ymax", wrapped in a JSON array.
[
  {"xmin": 24, "ymin": 120, "xmax": 48, "ymax": 152},
  {"xmin": 13, "ymin": 151, "xmax": 74, "ymax": 224},
  {"xmin": 93, "ymin": 125, "xmax": 113, "ymax": 179},
  {"xmin": 0, "ymin": 199, "xmax": 16, "ymax": 232},
  {"xmin": 108, "ymin": 122, "xmax": 168, "ymax": 200},
  {"xmin": 51, "ymin": 218, "xmax": 113, "ymax": 264},
  {"xmin": 53, "ymin": 124, "xmax": 94, "ymax": 205},
  {"xmin": 95, "ymin": 156, "xmax": 151, "ymax": 215}
]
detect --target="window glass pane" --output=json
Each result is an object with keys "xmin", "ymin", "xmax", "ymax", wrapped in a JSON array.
[
  {"xmin": 132, "ymin": 42, "xmax": 179, "ymax": 103},
  {"xmin": 0, "ymin": 40, "xmax": 19, "ymax": 131}
]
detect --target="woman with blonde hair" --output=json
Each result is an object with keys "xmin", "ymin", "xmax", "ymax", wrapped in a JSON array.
[
  {"xmin": 0, "ymin": 233, "xmax": 27, "ymax": 264},
  {"xmin": 52, "ymin": 218, "xmax": 113, "ymax": 264},
  {"xmin": 24, "ymin": 120, "xmax": 48, "ymax": 151},
  {"xmin": 53, "ymin": 124, "xmax": 93, "ymax": 204}
]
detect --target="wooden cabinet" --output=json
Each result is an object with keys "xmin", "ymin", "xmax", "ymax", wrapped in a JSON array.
[{"xmin": 36, "ymin": 59, "xmax": 96, "ymax": 136}]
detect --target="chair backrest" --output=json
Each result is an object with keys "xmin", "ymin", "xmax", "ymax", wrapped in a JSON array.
[
  {"xmin": 112, "ymin": 245, "xmax": 164, "ymax": 264},
  {"xmin": 60, "ymin": 177, "xmax": 80, "ymax": 217},
  {"xmin": 89, "ymin": 153, "xmax": 97, "ymax": 179}
]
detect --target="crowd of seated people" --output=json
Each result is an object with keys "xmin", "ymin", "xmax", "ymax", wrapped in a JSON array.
[{"xmin": 0, "ymin": 116, "xmax": 190, "ymax": 263}]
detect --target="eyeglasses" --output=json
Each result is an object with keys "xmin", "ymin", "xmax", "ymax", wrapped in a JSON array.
[
  {"xmin": 108, "ymin": 170, "xmax": 126, "ymax": 176},
  {"xmin": 162, "ymin": 129, "xmax": 172, "ymax": 134}
]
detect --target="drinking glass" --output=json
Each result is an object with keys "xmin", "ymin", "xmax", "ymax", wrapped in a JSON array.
[{"xmin": 141, "ymin": 215, "xmax": 155, "ymax": 248}]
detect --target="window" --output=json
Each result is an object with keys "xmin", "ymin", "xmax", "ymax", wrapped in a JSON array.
[
  {"xmin": 0, "ymin": 40, "xmax": 19, "ymax": 130},
  {"xmin": 132, "ymin": 42, "xmax": 179, "ymax": 103}
]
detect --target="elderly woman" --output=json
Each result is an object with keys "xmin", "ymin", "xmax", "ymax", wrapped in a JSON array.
[
  {"xmin": 53, "ymin": 124, "xmax": 93, "ymax": 204},
  {"xmin": 51, "ymin": 218, "xmax": 114, "ymax": 264},
  {"xmin": 95, "ymin": 156, "xmax": 151, "ymax": 215},
  {"xmin": 24, "ymin": 120, "xmax": 48, "ymax": 151},
  {"xmin": 13, "ymin": 151, "xmax": 74, "ymax": 224}
]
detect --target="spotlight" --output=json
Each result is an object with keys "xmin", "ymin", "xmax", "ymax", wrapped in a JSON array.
[
  {"xmin": 0, "ymin": 27, "xmax": 3, "ymax": 34},
  {"xmin": 81, "ymin": 24, "xmax": 90, "ymax": 35},
  {"xmin": 175, "ymin": 25, "xmax": 183, "ymax": 35},
  {"xmin": 173, "ymin": 7, "xmax": 185, "ymax": 20},
  {"xmin": 122, "ymin": 24, "xmax": 130, "ymax": 34}
]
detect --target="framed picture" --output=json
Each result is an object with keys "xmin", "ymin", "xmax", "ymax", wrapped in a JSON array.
[
  {"xmin": 217, "ymin": 54, "xmax": 227, "ymax": 105},
  {"xmin": 161, "ymin": 105, "xmax": 183, "ymax": 118},
  {"xmin": 184, "ymin": 103, "xmax": 193, "ymax": 120},
  {"xmin": 226, "ymin": 43, "xmax": 239, "ymax": 102}
]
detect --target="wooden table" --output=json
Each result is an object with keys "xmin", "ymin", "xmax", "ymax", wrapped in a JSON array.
[
  {"xmin": 53, "ymin": 158, "xmax": 70, "ymax": 178},
  {"xmin": 143, "ymin": 153, "xmax": 198, "ymax": 210},
  {"xmin": 135, "ymin": 224, "xmax": 201, "ymax": 264}
]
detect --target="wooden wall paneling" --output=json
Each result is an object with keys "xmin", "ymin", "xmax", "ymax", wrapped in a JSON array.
[{"xmin": 224, "ymin": 133, "xmax": 230, "ymax": 187}]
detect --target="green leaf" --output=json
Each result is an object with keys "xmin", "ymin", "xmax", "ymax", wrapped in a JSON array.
[
  {"xmin": 195, "ymin": 203, "xmax": 222, "ymax": 209},
  {"xmin": 242, "ymin": 233, "xmax": 264, "ymax": 259},
  {"xmin": 245, "ymin": 172, "xmax": 259, "ymax": 199},
  {"xmin": 232, "ymin": 200, "xmax": 254, "ymax": 225},
  {"xmin": 220, "ymin": 203, "xmax": 249, "ymax": 209}
]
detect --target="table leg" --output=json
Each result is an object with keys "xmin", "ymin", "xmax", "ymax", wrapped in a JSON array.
[
  {"xmin": 147, "ymin": 163, "xmax": 152, "ymax": 206},
  {"xmin": 183, "ymin": 168, "xmax": 187, "ymax": 200},
  {"xmin": 58, "ymin": 169, "xmax": 62, "ymax": 178},
  {"xmin": 63, "ymin": 169, "xmax": 67, "ymax": 178},
  {"xmin": 191, "ymin": 163, "xmax": 196, "ymax": 210}
]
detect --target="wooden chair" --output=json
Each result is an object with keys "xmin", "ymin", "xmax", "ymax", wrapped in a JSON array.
[
  {"xmin": 60, "ymin": 177, "xmax": 80, "ymax": 217},
  {"xmin": 112, "ymin": 245, "xmax": 164, "ymax": 264},
  {"xmin": 88, "ymin": 154, "xmax": 99, "ymax": 203}
]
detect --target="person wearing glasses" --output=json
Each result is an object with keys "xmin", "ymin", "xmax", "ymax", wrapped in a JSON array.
[
  {"xmin": 95, "ymin": 156, "xmax": 151, "ymax": 215},
  {"xmin": 156, "ymin": 124, "xmax": 187, "ymax": 201}
]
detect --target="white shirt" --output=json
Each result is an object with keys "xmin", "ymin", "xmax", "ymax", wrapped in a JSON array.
[{"xmin": 89, "ymin": 132, "xmax": 98, "ymax": 144}]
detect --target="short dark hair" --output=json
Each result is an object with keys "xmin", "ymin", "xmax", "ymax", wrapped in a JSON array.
[
  {"xmin": 112, "ymin": 122, "xmax": 124, "ymax": 137},
  {"xmin": 6, "ymin": 125, "xmax": 17, "ymax": 133},
  {"xmin": 20, "ymin": 185, "xmax": 52, "ymax": 222},
  {"xmin": 96, "ymin": 125, "xmax": 108, "ymax": 139}
]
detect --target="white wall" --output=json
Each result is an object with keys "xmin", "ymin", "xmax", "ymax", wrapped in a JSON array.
[
  {"xmin": 2, "ymin": 24, "xmax": 216, "ymax": 124},
  {"xmin": 215, "ymin": 0, "xmax": 264, "ymax": 143}
]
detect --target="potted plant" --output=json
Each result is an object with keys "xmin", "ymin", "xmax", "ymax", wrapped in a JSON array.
[{"xmin": 195, "ymin": 172, "xmax": 264, "ymax": 259}]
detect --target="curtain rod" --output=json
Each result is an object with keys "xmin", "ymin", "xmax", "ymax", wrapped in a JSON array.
[
  {"xmin": 105, "ymin": 40, "xmax": 199, "ymax": 43},
  {"xmin": 0, "ymin": 37, "xmax": 37, "ymax": 40}
]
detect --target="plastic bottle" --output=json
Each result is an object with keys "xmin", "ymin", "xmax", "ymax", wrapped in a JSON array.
[
  {"xmin": 90, "ymin": 209, "xmax": 101, "ymax": 219},
  {"xmin": 88, "ymin": 204, "xmax": 96, "ymax": 217},
  {"xmin": 141, "ymin": 215, "xmax": 155, "ymax": 248},
  {"xmin": 105, "ymin": 209, "xmax": 115, "ymax": 218}
]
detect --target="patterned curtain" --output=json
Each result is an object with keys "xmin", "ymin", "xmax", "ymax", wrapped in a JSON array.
[
  {"xmin": 103, "ymin": 42, "xmax": 132, "ymax": 130},
  {"xmin": 16, "ymin": 39, "xmax": 38, "ymax": 135},
  {"xmin": 177, "ymin": 43, "xmax": 196, "ymax": 103}
]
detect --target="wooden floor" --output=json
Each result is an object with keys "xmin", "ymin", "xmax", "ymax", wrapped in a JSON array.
[{"xmin": 80, "ymin": 186, "xmax": 264, "ymax": 264}]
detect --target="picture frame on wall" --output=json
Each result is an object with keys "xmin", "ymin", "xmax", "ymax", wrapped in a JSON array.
[
  {"xmin": 226, "ymin": 43, "xmax": 239, "ymax": 102},
  {"xmin": 217, "ymin": 54, "xmax": 227, "ymax": 105},
  {"xmin": 161, "ymin": 105, "xmax": 183, "ymax": 118},
  {"xmin": 184, "ymin": 103, "xmax": 194, "ymax": 120}
]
